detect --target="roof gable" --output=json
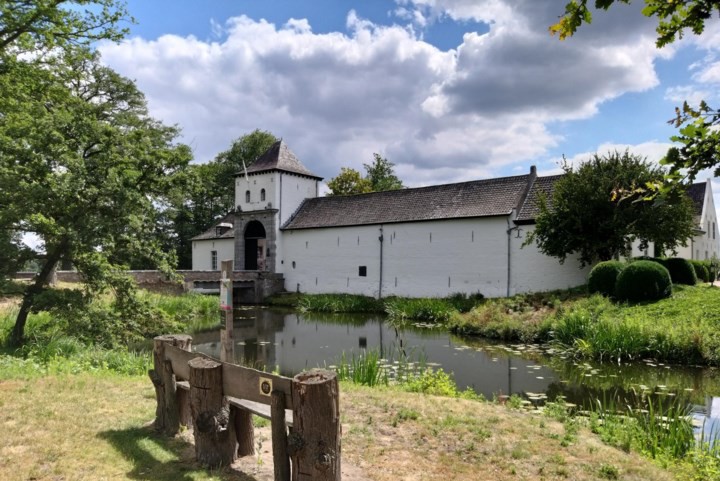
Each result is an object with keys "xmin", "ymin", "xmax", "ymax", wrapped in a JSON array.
[
  {"xmin": 191, "ymin": 212, "xmax": 235, "ymax": 241},
  {"xmin": 283, "ymin": 174, "xmax": 532, "ymax": 230},
  {"xmin": 239, "ymin": 140, "xmax": 322, "ymax": 179}
]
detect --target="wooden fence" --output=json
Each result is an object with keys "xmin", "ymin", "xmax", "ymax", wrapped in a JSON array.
[{"xmin": 149, "ymin": 334, "xmax": 341, "ymax": 481}]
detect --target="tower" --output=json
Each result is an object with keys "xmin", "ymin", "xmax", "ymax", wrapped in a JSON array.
[{"xmin": 233, "ymin": 141, "xmax": 322, "ymax": 272}]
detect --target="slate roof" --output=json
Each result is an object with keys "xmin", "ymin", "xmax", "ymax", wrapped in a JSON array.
[
  {"xmin": 687, "ymin": 181, "xmax": 706, "ymax": 217},
  {"xmin": 514, "ymin": 176, "xmax": 708, "ymax": 225},
  {"xmin": 191, "ymin": 212, "xmax": 235, "ymax": 241},
  {"xmin": 515, "ymin": 175, "xmax": 563, "ymax": 224},
  {"xmin": 237, "ymin": 140, "xmax": 322, "ymax": 179},
  {"xmin": 282, "ymin": 174, "xmax": 532, "ymax": 230}
]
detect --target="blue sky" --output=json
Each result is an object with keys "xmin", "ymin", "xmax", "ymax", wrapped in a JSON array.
[{"xmin": 99, "ymin": 0, "xmax": 720, "ymax": 192}]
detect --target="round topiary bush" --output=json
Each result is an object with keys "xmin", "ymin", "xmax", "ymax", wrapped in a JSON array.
[
  {"xmin": 615, "ymin": 260, "xmax": 672, "ymax": 302},
  {"xmin": 689, "ymin": 260, "xmax": 709, "ymax": 283},
  {"xmin": 664, "ymin": 257, "xmax": 697, "ymax": 285},
  {"xmin": 588, "ymin": 260, "xmax": 625, "ymax": 297}
]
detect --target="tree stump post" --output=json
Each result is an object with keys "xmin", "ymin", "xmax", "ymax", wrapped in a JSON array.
[
  {"xmin": 290, "ymin": 369, "xmax": 341, "ymax": 481},
  {"xmin": 272, "ymin": 390, "xmax": 291, "ymax": 481},
  {"xmin": 189, "ymin": 357, "xmax": 237, "ymax": 468},
  {"xmin": 149, "ymin": 334, "xmax": 192, "ymax": 435},
  {"xmin": 233, "ymin": 405, "xmax": 255, "ymax": 457}
]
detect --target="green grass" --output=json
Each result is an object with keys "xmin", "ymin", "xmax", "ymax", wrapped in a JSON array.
[
  {"xmin": 138, "ymin": 290, "xmax": 221, "ymax": 332},
  {"xmin": 298, "ymin": 293, "xmax": 384, "ymax": 313}
]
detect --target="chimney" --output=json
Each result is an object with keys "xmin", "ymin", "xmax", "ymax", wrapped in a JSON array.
[{"xmin": 530, "ymin": 165, "xmax": 537, "ymax": 177}]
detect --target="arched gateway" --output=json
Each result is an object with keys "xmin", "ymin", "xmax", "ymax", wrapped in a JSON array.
[{"xmin": 244, "ymin": 220, "xmax": 266, "ymax": 271}]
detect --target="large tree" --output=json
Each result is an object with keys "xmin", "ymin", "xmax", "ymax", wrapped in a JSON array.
[
  {"xmin": 528, "ymin": 151, "xmax": 696, "ymax": 266},
  {"xmin": 0, "ymin": 50, "xmax": 192, "ymax": 344},
  {"xmin": 552, "ymin": 1, "xmax": 720, "ymax": 185},
  {"xmin": 326, "ymin": 153, "xmax": 403, "ymax": 196}
]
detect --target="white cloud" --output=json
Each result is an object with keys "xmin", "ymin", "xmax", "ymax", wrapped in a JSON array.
[
  {"xmin": 665, "ymin": 85, "xmax": 713, "ymax": 104},
  {"xmin": 100, "ymin": 5, "xmax": 675, "ymax": 186}
]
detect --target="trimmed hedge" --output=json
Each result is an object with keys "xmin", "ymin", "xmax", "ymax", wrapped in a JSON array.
[
  {"xmin": 689, "ymin": 260, "xmax": 710, "ymax": 283},
  {"xmin": 588, "ymin": 261, "xmax": 625, "ymax": 297},
  {"xmin": 664, "ymin": 257, "xmax": 697, "ymax": 285},
  {"xmin": 615, "ymin": 260, "xmax": 672, "ymax": 302}
]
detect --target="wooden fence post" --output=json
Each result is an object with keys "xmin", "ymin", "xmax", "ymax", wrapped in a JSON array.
[
  {"xmin": 220, "ymin": 259, "xmax": 235, "ymax": 363},
  {"xmin": 271, "ymin": 390, "xmax": 290, "ymax": 481},
  {"xmin": 149, "ymin": 334, "xmax": 192, "ymax": 435},
  {"xmin": 189, "ymin": 357, "xmax": 238, "ymax": 468},
  {"xmin": 290, "ymin": 369, "xmax": 341, "ymax": 481}
]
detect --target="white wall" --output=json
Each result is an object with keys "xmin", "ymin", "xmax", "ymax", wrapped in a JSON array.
[
  {"xmin": 192, "ymin": 238, "xmax": 234, "ymax": 270},
  {"xmin": 279, "ymin": 173, "xmax": 318, "ymax": 225},
  {"xmin": 281, "ymin": 217, "xmax": 588, "ymax": 298},
  {"xmin": 693, "ymin": 179, "xmax": 720, "ymax": 260},
  {"xmin": 235, "ymin": 173, "xmax": 278, "ymax": 212},
  {"xmin": 510, "ymin": 226, "xmax": 590, "ymax": 295}
]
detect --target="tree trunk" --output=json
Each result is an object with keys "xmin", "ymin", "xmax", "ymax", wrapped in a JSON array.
[
  {"xmin": 189, "ymin": 357, "xmax": 237, "ymax": 468},
  {"xmin": 10, "ymin": 247, "xmax": 63, "ymax": 346},
  {"xmin": 290, "ymin": 369, "xmax": 341, "ymax": 481}
]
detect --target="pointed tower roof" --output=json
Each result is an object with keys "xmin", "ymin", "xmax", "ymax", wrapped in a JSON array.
[{"xmin": 238, "ymin": 140, "xmax": 322, "ymax": 179}]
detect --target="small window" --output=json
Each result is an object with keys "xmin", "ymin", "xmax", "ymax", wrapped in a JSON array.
[
  {"xmin": 358, "ymin": 266, "xmax": 367, "ymax": 277},
  {"xmin": 261, "ymin": 188, "xmax": 266, "ymax": 201},
  {"xmin": 245, "ymin": 190, "xmax": 251, "ymax": 203},
  {"xmin": 714, "ymin": 222, "xmax": 716, "ymax": 240},
  {"xmin": 211, "ymin": 250, "xmax": 218, "ymax": 270}
]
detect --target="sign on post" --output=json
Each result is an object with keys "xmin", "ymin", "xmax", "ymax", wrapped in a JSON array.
[{"xmin": 220, "ymin": 277, "xmax": 232, "ymax": 311}]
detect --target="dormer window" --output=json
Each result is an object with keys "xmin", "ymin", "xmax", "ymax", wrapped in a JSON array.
[
  {"xmin": 261, "ymin": 189, "xmax": 266, "ymax": 201},
  {"xmin": 245, "ymin": 190, "xmax": 250, "ymax": 203}
]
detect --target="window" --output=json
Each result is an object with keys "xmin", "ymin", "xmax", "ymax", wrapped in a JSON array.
[
  {"xmin": 714, "ymin": 222, "xmax": 716, "ymax": 240},
  {"xmin": 358, "ymin": 266, "xmax": 367, "ymax": 277},
  {"xmin": 261, "ymin": 188, "xmax": 266, "ymax": 201},
  {"xmin": 245, "ymin": 190, "xmax": 250, "ymax": 203},
  {"xmin": 211, "ymin": 250, "xmax": 218, "ymax": 270}
]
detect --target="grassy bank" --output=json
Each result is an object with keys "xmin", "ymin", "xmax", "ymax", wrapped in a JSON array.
[
  {"xmin": 451, "ymin": 284, "xmax": 720, "ymax": 365},
  {"xmin": 0, "ymin": 370, "xmax": 682, "ymax": 481}
]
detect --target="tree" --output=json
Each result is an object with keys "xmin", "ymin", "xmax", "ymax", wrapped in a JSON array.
[
  {"xmin": 0, "ymin": 0, "xmax": 130, "ymax": 54},
  {"xmin": 552, "ymin": 1, "xmax": 720, "ymax": 185},
  {"xmin": 0, "ymin": 51, "xmax": 192, "ymax": 345},
  {"xmin": 527, "ymin": 151, "xmax": 696, "ymax": 267},
  {"xmin": 326, "ymin": 167, "xmax": 372, "ymax": 196},
  {"xmin": 364, "ymin": 153, "xmax": 404, "ymax": 192},
  {"xmin": 326, "ymin": 153, "xmax": 403, "ymax": 196}
]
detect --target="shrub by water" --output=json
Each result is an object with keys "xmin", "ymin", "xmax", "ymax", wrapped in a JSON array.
[{"xmin": 615, "ymin": 260, "xmax": 672, "ymax": 302}]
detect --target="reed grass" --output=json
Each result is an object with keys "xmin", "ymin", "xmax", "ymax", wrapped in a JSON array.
[{"xmin": 298, "ymin": 293, "xmax": 383, "ymax": 313}]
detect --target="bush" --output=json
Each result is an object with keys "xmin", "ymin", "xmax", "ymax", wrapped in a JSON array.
[
  {"xmin": 689, "ymin": 260, "xmax": 710, "ymax": 283},
  {"xmin": 615, "ymin": 260, "xmax": 672, "ymax": 302},
  {"xmin": 588, "ymin": 261, "xmax": 625, "ymax": 297},
  {"xmin": 664, "ymin": 258, "xmax": 697, "ymax": 285},
  {"xmin": 708, "ymin": 259, "xmax": 719, "ymax": 283}
]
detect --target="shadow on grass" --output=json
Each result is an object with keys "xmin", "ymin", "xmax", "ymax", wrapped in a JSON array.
[{"xmin": 99, "ymin": 425, "xmax": 260, "ymax": 481}]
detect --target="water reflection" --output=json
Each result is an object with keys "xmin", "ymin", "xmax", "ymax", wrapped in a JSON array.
[{"xmin": 193, "ymin": 307, "xmax": 720, "ymax": 430}]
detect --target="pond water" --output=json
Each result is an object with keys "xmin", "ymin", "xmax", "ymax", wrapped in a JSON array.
[{"xmin": 193, "ymin": 307, "xmax": 720, "ymax": 435}]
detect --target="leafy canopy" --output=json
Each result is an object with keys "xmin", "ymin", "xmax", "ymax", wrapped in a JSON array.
[
  {"xmin": 327, "ymin": 153, "xmax": 403, "ymax": 196},
  {"xmin": 527, "ymin": 151, "xmax": 695, "ymax": 266},
  {"xmin": 552, "ymin": 1, "xmax": 720, "ymax": 185},
  {"xmin": 0, "ymin": 0, "xmax": 131, "ymax": 54}
]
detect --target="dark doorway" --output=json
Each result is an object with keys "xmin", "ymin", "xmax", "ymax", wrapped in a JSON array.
[{"xmin": 244, "ymin": 221, "xmax": 266, "ymax": 270}]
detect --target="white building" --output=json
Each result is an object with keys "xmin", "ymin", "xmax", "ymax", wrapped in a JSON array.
[{"xmin": 191, "ymin": 141, "xmax": 718, "ymax": 298}]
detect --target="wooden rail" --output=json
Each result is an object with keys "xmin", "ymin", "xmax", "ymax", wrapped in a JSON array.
[{"xmin": 149, "ymin": 334, "xmax": 340, "ymax": 481}]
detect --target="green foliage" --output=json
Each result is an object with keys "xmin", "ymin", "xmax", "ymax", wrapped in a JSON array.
[
  {"xmin": 0, "ymin": 0, "xmax": 130, "ymax": 54},
  {"xmin": 0, "ymin": 47, "xmax": 193, "ymax": 344},
  {"xmin": 335, "ymin": 350, "xmax": 388, "ymax": 387},
  {"xmin": 384, "ymin": 297, "xmax": 457, "ymax": 323},
  {"xmin": 615, "ymin": 260, "xmax": 673, "ymax": 302},
  {"xmin": 325, "ymin": 167, "xmax": 372, "ymax": 196},
  {"xmin": 364, "ymin": 153, "xmax": 404, "ymax": 192},
  {"xmin": 689, "ymin": 260, "xmax": 710, "ymax": 282},
  {"xmin": 298, "ymin": 293, "xmax": 383, "ymax": 313},
  {"xmin": 664, "ymin": 258, "xmax": 697, "ymax": 285},
  {"xmin": 588, "ymin": 260, "xmax": 625, "ymax": 297},
  {"xmin": 404, "ymin": 368, "xmax": 462, "ymax": 397},
  {"xmin": 552, "ymin": 1, "xmax": 720, "ymax": 186},
  {"xmin": 326, "ymin": 153, "xmax": 403, "ymax": 196},
  {"xmin": 528, "ymin": 151, "xmax": 695, "ymax": 267}
]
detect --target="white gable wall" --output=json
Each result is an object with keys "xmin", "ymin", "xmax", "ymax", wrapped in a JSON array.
[
  {"xmin": 192, "ymin": 238, "xmax": 235, "ymax": 271},
  {"xmin": 692, "ymin": 179, "xmax": 720, "ymax": 260}
]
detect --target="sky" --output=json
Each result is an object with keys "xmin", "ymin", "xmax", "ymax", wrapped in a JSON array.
[{"xmin": 97, "ymin": 0, "xmax": 720, "ymax": 200}]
